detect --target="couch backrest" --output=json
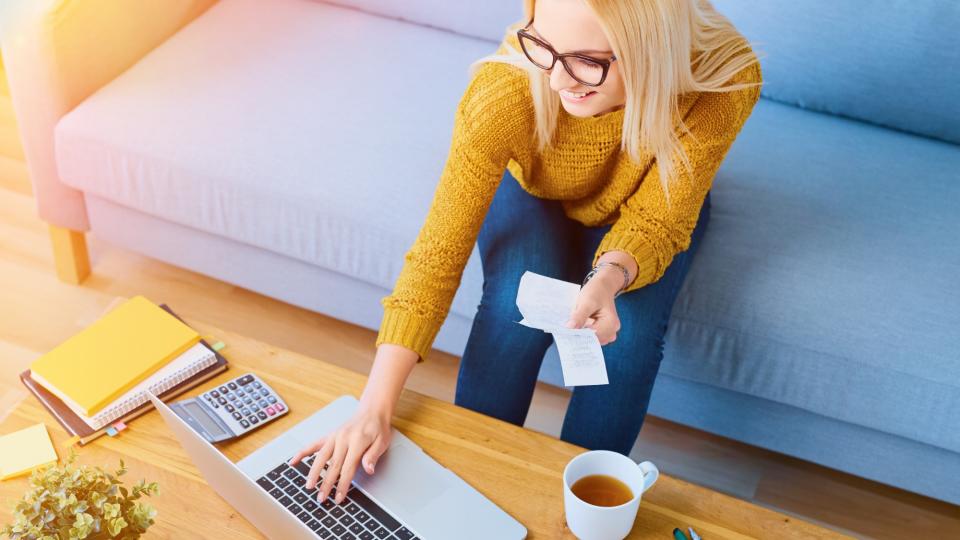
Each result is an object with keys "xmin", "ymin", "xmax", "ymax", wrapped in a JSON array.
[
  {"xmin": 317, "ymin": 0, "xmax": 523, "ymax": 43},
  {"xmin": 324, "ymin": 0, "xmax": 960, "ymax": 144},
  {"xmin": 711, "ymin": 0, "xmax": 960, "ymax": 144}
]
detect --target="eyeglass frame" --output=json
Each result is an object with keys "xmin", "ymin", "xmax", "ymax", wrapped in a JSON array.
[{"xmin": 516, "ymin": 17, "xmax": 618, "ymax": 87}]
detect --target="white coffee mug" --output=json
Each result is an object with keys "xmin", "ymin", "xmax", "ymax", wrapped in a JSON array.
[{"xmin": 563, "ymin": 450, "xmax": 660, "ymax": 540}]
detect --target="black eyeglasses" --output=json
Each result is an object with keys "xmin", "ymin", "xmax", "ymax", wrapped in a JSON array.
[{"xmin": 516, "ymin": 18, "xmax": 617, "ymax": 87}]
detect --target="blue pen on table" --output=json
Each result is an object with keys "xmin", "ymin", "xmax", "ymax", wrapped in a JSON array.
[{"xmin": 673, "ymin": 528, "xmax": 688, "ymax": 540}]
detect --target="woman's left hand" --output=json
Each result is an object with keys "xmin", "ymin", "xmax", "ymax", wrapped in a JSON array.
[{"xmin": 564, "ymin": 268, "xmax": 623, "ymax": 345}]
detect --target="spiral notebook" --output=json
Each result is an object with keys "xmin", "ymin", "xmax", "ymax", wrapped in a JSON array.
[
  {"xmin": 29, "ymin": 295, "xmax": 201, "ymax": 416},
  {"xmin": 20, "ymin": 303, "xmax": 230, "ymax": 445},
  {"xmin": 67, "ymin": 341, "xmax": 217, "ymax": 430}
]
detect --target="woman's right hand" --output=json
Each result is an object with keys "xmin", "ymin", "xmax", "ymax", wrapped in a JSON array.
[
  {"xmin": 289, "ymin": 403, "xmax": 393, "ymax": 504},
  {"xmin": 287, "ymin": 343, "xmax": 420, "ymax": 505}
]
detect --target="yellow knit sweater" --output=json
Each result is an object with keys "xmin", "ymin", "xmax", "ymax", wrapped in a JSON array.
[{"xmin": 377, "ymin": 35, "xmax": 763, "ymax": 361}]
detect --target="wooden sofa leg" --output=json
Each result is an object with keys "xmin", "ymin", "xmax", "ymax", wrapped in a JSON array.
[{"xmin": 48, "ymin": 224, "xmax": 91, "ymax": 284}]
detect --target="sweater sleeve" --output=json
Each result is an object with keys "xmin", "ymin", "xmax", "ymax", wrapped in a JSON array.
[
  {"xmin": 376, "ymin": 61, "xmax": 531, "ymax": 361},
  {"xmin": 593, "ymin": 60, "xmax": 763, "ymax": 293}
]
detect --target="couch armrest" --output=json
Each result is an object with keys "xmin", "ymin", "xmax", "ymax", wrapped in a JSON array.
[{"xmin": 0, "ymin": 0, "xmax": 217, "ymax": 231}]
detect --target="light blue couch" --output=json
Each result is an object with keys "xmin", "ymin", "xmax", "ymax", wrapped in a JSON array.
[{"xmin": 5, "ymin": 0, "xmax": 958, "ymax": 504}]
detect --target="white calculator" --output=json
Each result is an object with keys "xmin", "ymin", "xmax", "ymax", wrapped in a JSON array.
[{"xmin": 169, "ymin": 373, "xmax": 289, "ymax": 443}]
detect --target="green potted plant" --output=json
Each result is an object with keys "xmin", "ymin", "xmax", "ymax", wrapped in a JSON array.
[{"xmin": 2, "ymin": 452, "xmax": 160, "ymax": 540}]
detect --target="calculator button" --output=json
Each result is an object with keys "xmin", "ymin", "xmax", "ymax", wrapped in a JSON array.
[
  {"xmin": 275, "ymin": 403, "xmax": 286, "ymax": 412},
  {"xmin": 211, "ymin": 390, "xmax": 220, "ymax": 398},
  {"xmin": 228, "ymin": 394, "xmax": 238, "ymax": 401},
  {"xmin": 253, "ymin": 381, "xmax": 262, "ymax": 388},
  {"xmin": 268, "ymin": 396, "xmax": 277, "ymax": 404},
  {"xmin": 241, "ymin": 408, "xmax": 251, "ymax": 416},
  {"xmin": 232, "ymin": 412, "xmax": 242, "ymax": 420},
  {"xmin": 211, "ymin": 402, "xmax": 219, "ymax": 409},
  {"xmin": 266, "ymin": 406, "xmax": 276, "ymax": 416},
  {"xmin": 225, "ymin": 404, "xmax": 235, "ymax": 413},
  {"xmin": 251, "ymin": 404, "xmax": 260, "ymax": 412},
  {"xmin": 239, "ymin": 375, "xmax": 255, "ymax": 385},
  {"xmin": 228, "ymin": 382, "xmax": 237, "ymax": 390},
  {"xmin": 249, "ymin": 416, "xmax": 260, "ymax": 425},
  {"xmin": 260, "ymin": 388, "xmax": 270, "ymax": 396},
  {"xmin": 244, "ymin": 397, "xmax": 253, "ymax": 405},
  {"xmin": 217, "ymin": 397, "xmax": 227, "ymax": 405},
  {"xmin": 257, "ymin": 411, "xmax": 268, "ymax": 420},
  {"xmin": 219, "ymin": 386, "xmax": 228, "ymax": 393},
  {"xmin": 258, "ymin": 399, "xmax": 269, "ymax": 408},
  {"xmin": 237, "ymin": 389, "xmax": 246, "ymax": 397},
  {"xmin": 240, "ymin": 419, "xmax": 249, "ymax": 428}
]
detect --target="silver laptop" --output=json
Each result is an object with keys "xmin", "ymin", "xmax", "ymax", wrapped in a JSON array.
[{"xmin": 147, "ymin": 392, "xmax": 527, "ymax": 540}]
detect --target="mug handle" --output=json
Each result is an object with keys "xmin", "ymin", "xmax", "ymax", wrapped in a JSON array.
[{"xmin": 638, "ymin": 461, "xmax": 659, "ymax": 494}]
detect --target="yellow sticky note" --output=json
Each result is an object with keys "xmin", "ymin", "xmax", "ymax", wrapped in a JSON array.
[{"xmin": 0, "ymin": 423, "xmax": 58, "ymax": 481}]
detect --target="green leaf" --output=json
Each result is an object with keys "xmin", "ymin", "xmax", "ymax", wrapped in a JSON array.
[
  {"xmin": 2, "ymin": 457, "xmax": 159, "ymax": 539},
  {"xmin": 106, "ymin": 516, "xmax": 127, "ymax": 537}
]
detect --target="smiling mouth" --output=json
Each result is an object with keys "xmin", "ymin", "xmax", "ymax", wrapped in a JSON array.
[{"xmin": 561, "ymin": 89, "xmax": 597, "ymax": 100}]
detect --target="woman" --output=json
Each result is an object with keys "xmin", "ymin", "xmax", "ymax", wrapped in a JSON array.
[{"xmin": 292, "ymin": 0, "xmax": 762, "ymax": 504}]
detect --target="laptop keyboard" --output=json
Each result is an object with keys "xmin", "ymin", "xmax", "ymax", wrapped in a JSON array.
[{"xmin": 255, "ymin": 455, "xmax": 420, "ymax": 540}]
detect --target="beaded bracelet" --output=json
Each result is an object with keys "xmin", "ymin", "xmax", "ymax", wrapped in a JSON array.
[{"xmin": 582, "ymin": 261, "xmax": 631, "ymax": 298}]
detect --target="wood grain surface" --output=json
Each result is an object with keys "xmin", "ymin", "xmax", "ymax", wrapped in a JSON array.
[{"xmin": 0, "ymin": 317, "xmax": 848, "ymax": 539}]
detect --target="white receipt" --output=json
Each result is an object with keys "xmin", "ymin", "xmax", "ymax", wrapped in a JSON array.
[{"xmin": 515, "ymin": 271, "xmax": 609, "ymax": 387}]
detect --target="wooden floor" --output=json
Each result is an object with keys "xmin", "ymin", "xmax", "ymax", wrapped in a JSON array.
[{"xmin": 0, "ymin": 61, "xmax": 957, "ymax": 540}]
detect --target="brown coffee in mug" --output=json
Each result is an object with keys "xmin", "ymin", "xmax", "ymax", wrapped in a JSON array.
[{"xmin": 570, "ymin": 474, "xmax": 634, "ymax": 507}]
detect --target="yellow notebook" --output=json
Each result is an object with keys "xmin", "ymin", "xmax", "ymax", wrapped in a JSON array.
[
  {"xmin": 0, "ymin": 423, "xmax": 58, "ymax": 481},
  {"xmin": 30, "ymin": 295, "xmax": 200, "ymax": 416}
]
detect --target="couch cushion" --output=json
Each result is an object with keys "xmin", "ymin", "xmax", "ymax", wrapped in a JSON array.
[
  {"xmin": 315, "ymin": 0, "xmax": 523, "ymax": 43},
  {"xmin": 54, "ymin": 0, "xmax": 489, "ymax": 319},
  {"xmin": 55, "ymin": 0, "xmax": 960, "ymax": 456},
  {"xmin": 712, "ymin": 0, "xmax": 960, "ymax": 144},
  {"xmin": 662, "ymin": 98, "xmax": 960, "ymax": 453}
]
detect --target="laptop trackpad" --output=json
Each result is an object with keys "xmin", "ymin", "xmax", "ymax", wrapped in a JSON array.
[{"xmin": 354, "ymin": 442, "xmax": 449, "ymax": 515}]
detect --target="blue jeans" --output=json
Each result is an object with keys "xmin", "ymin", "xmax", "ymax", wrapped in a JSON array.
[{"xmin": 454, "ymin": 169, "xmax": 711, "ymax": 454}]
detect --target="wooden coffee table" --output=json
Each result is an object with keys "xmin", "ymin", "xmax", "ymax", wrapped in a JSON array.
[{"xmin": 0, "ymin": 317, "xmax": 847, "ymax": 539}]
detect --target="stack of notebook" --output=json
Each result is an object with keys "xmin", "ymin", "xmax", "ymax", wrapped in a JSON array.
[{"xmin": 20, "ymin": 295, "xmax": 229, "ymax": 445}]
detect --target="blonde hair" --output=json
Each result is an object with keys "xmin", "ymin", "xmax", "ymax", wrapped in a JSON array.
[{"xmin": 468, "ymin": 0, "xmax": 762, "ymax": 207}]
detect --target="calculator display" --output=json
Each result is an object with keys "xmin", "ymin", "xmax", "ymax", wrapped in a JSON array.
[{"xmin": 184, "ymin": 401, "xmax": 228, "ymax": 438}]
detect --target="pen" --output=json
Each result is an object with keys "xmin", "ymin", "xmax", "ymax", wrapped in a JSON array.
[
  {"xmin": 688, "ymin": 526, "xmax": 702, "ymax": 540},
  {"xmin": 672, "ymin": 528, "xmax": 689, "ymax": 540}
]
